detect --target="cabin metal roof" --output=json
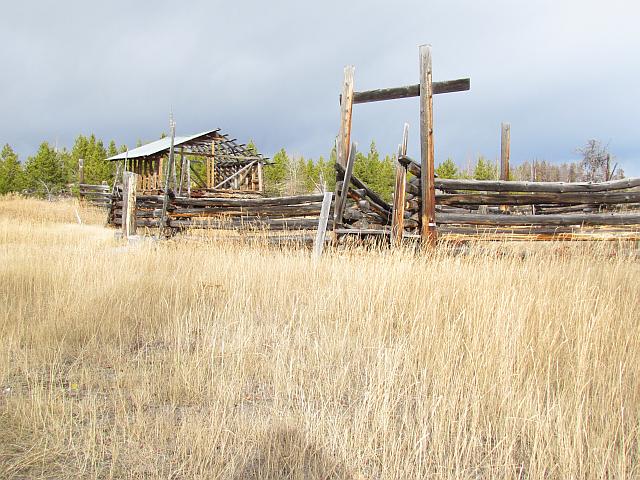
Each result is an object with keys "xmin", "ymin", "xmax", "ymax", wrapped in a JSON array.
[{"xmin": 107, "ymin": 128, "xmax": 267, "ymax": 164}]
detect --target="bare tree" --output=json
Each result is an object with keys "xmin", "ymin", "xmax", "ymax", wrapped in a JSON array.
[{"xmin": 577, "ymin": 140, "xmax": 610, "ymax": 182}]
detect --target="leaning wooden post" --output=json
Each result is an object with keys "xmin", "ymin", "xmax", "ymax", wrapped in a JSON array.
[
  {"xmin": 313, "ymin": 191, "xmax": 334, "ymax": 261},
  {"xmin": 122, "ymin": 172, "xmax": 138, "ymax": 238},
  {"xmin": 419, "ymin": 45, "xmax": 437, "ymax": 247},
  {"xmin": 391, "ymin": 124, "xmax": 409, "ymax": 246}
]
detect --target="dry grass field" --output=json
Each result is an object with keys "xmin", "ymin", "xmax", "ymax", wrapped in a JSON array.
[{"xmin": 0, "ymin": 196, "xmax": 639, "ymax": 479}]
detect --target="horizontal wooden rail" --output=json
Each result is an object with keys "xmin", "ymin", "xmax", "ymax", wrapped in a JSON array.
[
  {"xmin": 398, "ymin": 155, "xmax": 640, "ymax": 193},
  {"xmin": 436, "ymin": 191, "xmax": 640, "ymax": 206},
  {"xmin": 79, "ymin": 184, "xmax": 110, "ymax": 191},
  {"xmin": 438, "ymin": 212, "xmax": 640, "ymax": 226},
  {"xmin": 350, "ymin": 78, "xmax": 470, "ymax": 104},
  {"xmin": 437, "ymin": 177, "xmax": 640, "ymax": 193},
  {"xmin": 113, "ymin": 217, "xmax": 321, "ymax": 230}
]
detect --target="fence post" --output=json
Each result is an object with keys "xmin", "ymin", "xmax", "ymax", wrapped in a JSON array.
[
  {"xmin": 392, "ymin": 123, "xmax": 409, "ymax": 247},
  {"xmin": 122, "ymin": 172, "xmax": 138, "ymax": 238},
  {"xmin": 419, "ymin": 45, "xmax": 437, "ymax": 247},
  {"xmin": 500, "ymin": 123, "xmax": 510, "ymax": 181},
  {"xmin": 159, "ymin": 119, "xmax": 176, "ymax": 237},
  {"xmin": 313, "ymin": 191, "xmax": 334, "ymax": 261},
  {"xmin": 78, "ymin": 158, "xmax": 85, "ymax": 199},
  {"xmin": 500, "ymin": 122, "xmax": 511, "ymax": 212},
  {"xmin": 334, "ymin": 66, "xmax": 355, "ymax": 231}
]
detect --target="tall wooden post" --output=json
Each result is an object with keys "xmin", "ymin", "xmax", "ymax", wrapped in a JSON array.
[
  {"xmin": 419, "ymin": 45, "xmax": 437, "ymax": 246},
  {"xmin": 334, "ymin": 66, "xmax": 355, "ymax": 230},
  {"xmin": 391, "ymin": 124, "xmax": 409, "ymax": 246},
  {"xmin": 122, "ymin": 172, "xmax": 138, "ymax": 238},
  {"xmin": 500, "ymin": 122, "xmax": 510, "ymax": 181}
]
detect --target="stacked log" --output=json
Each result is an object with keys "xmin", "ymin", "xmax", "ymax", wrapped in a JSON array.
[
  {"xmin": 110, "ymin": 193, "xmax": 329, "ymax": 231},
  {"xmin": 396, "ymin": 155, "xmax": 640, "ymax": 234}
]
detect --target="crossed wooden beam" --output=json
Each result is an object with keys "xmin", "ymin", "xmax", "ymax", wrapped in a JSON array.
[{"xmin": 335, "ymin": 44, "xmax": 470, "ymax": 246}]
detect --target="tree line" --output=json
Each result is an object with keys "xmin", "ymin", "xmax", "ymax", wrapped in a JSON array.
[
  {"xmin": 0, "ymin": 136, "xmax": 624, "ymax": 199},
  {"xmin": 0, "ymin": 136, "xmax": 125, "ymax": 196}
]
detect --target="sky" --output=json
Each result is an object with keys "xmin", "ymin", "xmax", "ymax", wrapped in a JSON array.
[{"xmin": 1, "ymin": 0, "xmax": 638, "ymax": 175}]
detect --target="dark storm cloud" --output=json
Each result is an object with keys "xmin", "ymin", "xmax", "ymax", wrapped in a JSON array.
[{"xmin": 1, "ymin": 0, "xmax": 638, "ymax": 174}]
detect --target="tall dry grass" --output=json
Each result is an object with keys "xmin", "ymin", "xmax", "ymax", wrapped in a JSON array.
[{"xmin": 0, "ymin": 196, "xmax": 639, "ymax": 479}]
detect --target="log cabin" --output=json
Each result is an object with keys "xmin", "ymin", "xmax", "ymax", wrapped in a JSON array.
[{"xmin": 107, "ymin": 129, "xmax": 268, "ymax": 196}]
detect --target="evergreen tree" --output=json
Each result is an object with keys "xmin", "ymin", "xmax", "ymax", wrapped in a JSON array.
[
  {"xmin": 107, "ymin": 140, "xmax": 119, "ymax": 158},
  {"xmin": 69, "ymin": 134, "xmax": 114, "ymax": 184},
  {"xmin": 246, "ymin": 140, "xmax": 258, "ymax": 155},
  {"xmin": 352, "ymin": 141, "xmax": 395, "ymax": 201},
  {"xmin": 316, "ymin": 154, "xmax": 335, "ymax": 191},
  {"xmin": 473, "ymin": 156, "xmax": 497, "ymax": 180},
  {"xmin": 24, "ymin": 142, "xmax": 67, "ymax": 196},
  {"xmin": 0, "ymin": 144, "xmax": 24, "ymax": 194},
  {"xmin": 264, "ymin": 148, "xmax": 290, "ymax": 195},
  {"xmin": 435, "ymin": 158, "xmax": 458, "ymax": 178}
]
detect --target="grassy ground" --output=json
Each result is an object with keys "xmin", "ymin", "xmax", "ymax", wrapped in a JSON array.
[{"xmin": 0, "ymin": 196, "xmax": 639, "ymax": 479}]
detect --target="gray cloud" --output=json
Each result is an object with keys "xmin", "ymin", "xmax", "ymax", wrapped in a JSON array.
[{"xmin": 1, "ymin": 0, "xmax": 638, "ymax": 174}]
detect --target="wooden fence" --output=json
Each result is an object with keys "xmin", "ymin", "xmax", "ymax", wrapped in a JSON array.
[
  {"xmin": 333, "ymin": 155, "xmax": 640, "ymax": 241},
  {"xmin": 109, "ymin": 189, "xmax": 331, "ymax": 232},
  {"xmin": 78, "ymin": 183, "xmax": 111, "ymax": 207}
]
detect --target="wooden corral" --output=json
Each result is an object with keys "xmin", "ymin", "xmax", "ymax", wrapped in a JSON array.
[
  {"xmin": 331, "ymin": 45, "xmax": 640, "ymax": 244},
  {"xmin": 81, "ymin": 45, "xmax": 640, "ymax": 247}
]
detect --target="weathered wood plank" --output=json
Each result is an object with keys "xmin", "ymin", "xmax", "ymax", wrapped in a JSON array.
[
  {"xmin": 337, "ymin": 66, "xmax": 355, "ymax": 169},
  {"xmin": 436, "ymin": 176, "xmax": 640, "ymax": 193},
  {"xmin": 436, "ymin": 191, "xmax": 640, "ymax": 206},
  {"xmin": 350, "ymin": 78, "xmax": 470, "ymax": 104},
  {"xmin": 122, "ymin": 172, "xmax": 138, "ymax": 238},
  {"xmin": 500, "ymin": 123, "xmax": 510, "ymax": 181},
  {"xmin": 391, "ymin": 123, "xmax": 409, "ymax": 246},
  {"xmin": 419, "ymin": 44, "xmax": 437, "ymax": 246},
  {"xmin": 438, "ymin": 212, "xmax": 640, "ymax": 226},
  {"xmin": 313, "ymin": 191, "xmax": 333, "ymax": 260}
]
